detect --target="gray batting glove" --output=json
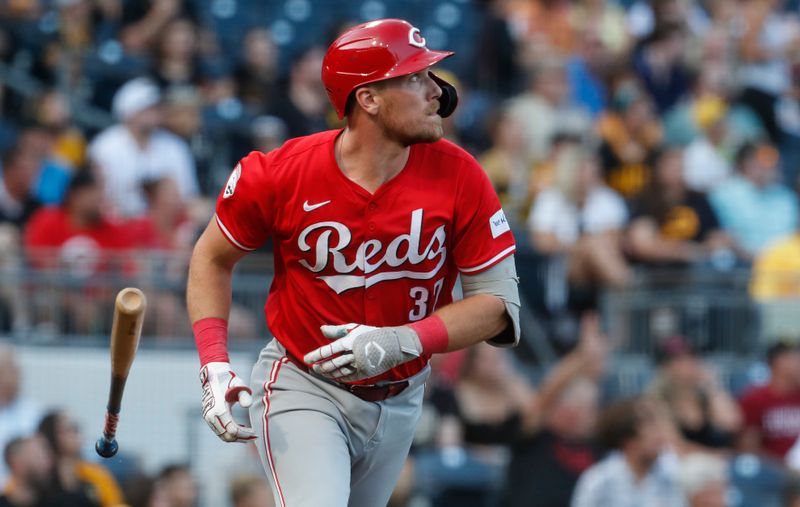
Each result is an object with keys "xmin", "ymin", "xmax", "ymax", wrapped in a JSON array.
[
  {"xmin": 200, "ymin": 362, "xmax": 256, "ymax": 443},
  {"xmin": 303, "ymin": 323, "xmax": 424, "ymax": 381}
]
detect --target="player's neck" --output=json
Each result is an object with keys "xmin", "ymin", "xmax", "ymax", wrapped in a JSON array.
[{"xmin": 336, "ymin": 126, "xmax": 410, "ymax": 194}]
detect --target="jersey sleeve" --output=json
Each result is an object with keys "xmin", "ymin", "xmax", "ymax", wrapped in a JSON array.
[
  {"xmin": 452, "ymin": 159, "xmax": 516, "ymax": 274},
  {"xmin": 214, "ymin": 151, "xmax": 274, "ymax": 251}
]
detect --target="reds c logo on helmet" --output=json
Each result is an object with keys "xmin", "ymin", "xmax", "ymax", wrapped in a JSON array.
[
  {"xmin": 408, "ymin": 27, "xmax": 426, "ymax": 48},
  {"xmin": 321, "ymin": 18, "xmax": 458, "ymax": 119}
]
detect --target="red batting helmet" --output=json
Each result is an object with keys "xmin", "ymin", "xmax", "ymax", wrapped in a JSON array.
[{"xmin": 322, "ymin": 18, "xmax": 458, "ymax": 119}]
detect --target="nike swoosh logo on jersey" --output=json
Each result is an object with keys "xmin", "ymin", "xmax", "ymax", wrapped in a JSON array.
[{"xmin": 303, "ymin": 200, "xmax": 331, "ymax": 212}]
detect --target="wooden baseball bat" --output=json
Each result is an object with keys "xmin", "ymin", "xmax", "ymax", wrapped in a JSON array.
[{"xmin": 95, "ymin": 287, "xmax": 146, "ymax": 458}]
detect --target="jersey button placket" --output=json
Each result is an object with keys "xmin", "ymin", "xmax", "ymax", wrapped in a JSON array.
[{"xmin": 365, "ymin": 202, "xmax": 378, "ymax": 308}]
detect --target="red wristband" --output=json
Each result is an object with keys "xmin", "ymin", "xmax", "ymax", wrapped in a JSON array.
[
  {"xmin": 408, "ymin": 315, "xmax": 449, "ymax": 354},
  {"xmin": 193, "ymin": 317, "xmax": 229, "ymax": 366}
]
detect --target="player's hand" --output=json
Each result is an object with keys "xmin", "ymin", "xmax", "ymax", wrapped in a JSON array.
[
  {"xmin": 199, "ymin": 362, "xmax": 256, "ymax": 443},
  {"xmin": 303, "ymin": 323, "xmax": 424, "ymax": 381}
]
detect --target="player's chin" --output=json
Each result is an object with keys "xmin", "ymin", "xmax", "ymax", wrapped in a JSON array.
[{"xmin": 414, "ymin": 118, "xmax": 444, "ymax": 143}]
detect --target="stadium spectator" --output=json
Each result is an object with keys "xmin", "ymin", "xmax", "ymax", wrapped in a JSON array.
[
  {"xmin": 121, "ymin": 474, "xmax": 167, "ymax": 507},
  {"xmin": 0, "ymin": 435, "xmax": 55, "ymax": 507},
  {"xmin": 149, "ymin": 18, "xmax": 202, "ymax": 91},
  {"xmin": 479, "ymin": 109, "xmax": 533, "ymax": 225},
  {"xmin": 31, "ymin": 91, "xmax": 87, "ymax": 205},
  {"xmin": 506, "ymin": 57, "xmax": 591, "ymax": 165},
  {"xmin": 119, "ymin": 0, "xmax": 194, "ymax": 56},
  {"xmin": 676, "ymin": 453, "xmax": 728, "ymax": 507},
  {"xmin": 38, "ymin": 410, "xmax": 121, "ymax": 507},
  {"xmin": 228, "ymin": 475, "xmax": 274, "ymax": 507},
  {"xmin": 528, "ymin": 149, "xmax": 630, "ymax": 290},
  {"xmin": 233, "ymin": 28, "xmax": 279, "ymax": 115},
  {"xmin": 564, "ymin": 28, "xmax": 610, "ymax": 118},
  {"xmin": 751, "ymin": 220, "xmax": 800, "ymax": 341},
  {"xmin": 161, "ymin": 85, "xmax": 204, "ymax": 153},
  {"xmin": 775, "ymin": 62, "xmax": 800, "ymax": 190},
  {"xmin": 738, "ymin": 341, "xmax": 800, "ymax": 461},
  {"xmin": 473, "ymin": 0, "xmax": 522, "ymax": 98},
  {"xmin": 571, "ymin": 0, "xmax": 631, "ymax": 61},
  {"xmin": 626, "ymin": 147, "xmax": 733, "ymax": 268},
  {"xmin": 510, "ymin": 0, "xmax": 578, "ymax": 58},
  {"xmin": 597, "ymin": 80, "xmax": 663, "ymax": 199},
  {"xmin": 682, "ymin": 95, "xmax": 732, "ymax": 193},
  {"xmin": 503, "ymin": 314, "xmax": 606, "ymax": 507},
  {"xmin": 632, "ymin": 23, "xmax": 692, "ymax": 114},
  {"xmin": 269, "ymin": 46, "xmax": 329, "ymax": 138},
  {"xmin": 0, "ymin": 342, "xmax": 43, "ymax": 488},
  {"xmin": 750, "ymin": 226, "xmax": 800, "ymax": 301},
  {"xmin": 0, "ymin": 145, "xmax": 41, "ymax": 230},
  {"xmin": 735, "ymin": 0, "xmax": 800, "ymax": 142},
  {"xmin": 571, "ymin": 396, "xmax": 685, "ymax": 507},
  {"xmin": 24, "ymin": 170, "xmax": 133, "ymax": 271},
  {"xmin": 420, "ymin": 343, "xmax": 534, "ymax": 505},
  {"xmin": 156, "ymin": 464, "xmax": 196, "ymax": 507},
  {"xmin": 126, "ymin": 176, "xmax": 194, "ymax": 337},
  {"xmin": 249, "ymin": 115, "xmax": 288, "ymax": 155},
  {"xmin": 648, "ymin": 335, "xmax": 742, "ymax": 449},
  {"xmin": 130, "ymin": 177, "xmax": 192, "ymax": 252},
  {"xmin": 24, "ymin": 170, "xmax": 134, "ymax": 333},
  {"xmin": 709, "ymin": 142, "xmax": 798, "ymax": 261},
  {"xmin": 88, "ymin": 77, "xmax": 198, "ymax": 218}
]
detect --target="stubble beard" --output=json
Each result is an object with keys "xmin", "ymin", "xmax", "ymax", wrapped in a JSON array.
[{"xmin": 379, "ymin": 101, "xmax": 443, "ymax": 146}]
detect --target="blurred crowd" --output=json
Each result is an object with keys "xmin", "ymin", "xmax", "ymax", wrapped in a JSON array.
[
  {"xmin": 0, "ymin": 0, "xmax": 797, "ymax": 341},
  {"xmin": 1, "ymin": 0, "xmax": 800, "ymax": 505}
]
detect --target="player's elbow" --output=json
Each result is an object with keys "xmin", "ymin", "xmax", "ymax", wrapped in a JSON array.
[{"xmin": 461, "ymin": 255, "xmax": 521, "ymax": 348}]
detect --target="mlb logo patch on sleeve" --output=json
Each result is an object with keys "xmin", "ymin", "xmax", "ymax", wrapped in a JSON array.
[
  {"xmin": 223, "ymin": 163, "xmax": 241, "ymax": 199},
  {"xmin": 489, "ymin": 209, "xmax": 510, "ymax": 238}
]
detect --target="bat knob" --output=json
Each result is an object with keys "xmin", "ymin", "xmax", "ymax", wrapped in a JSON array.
[{"xmin": 95, "ymin": 437, "xmax": 118, "ymax": 458}]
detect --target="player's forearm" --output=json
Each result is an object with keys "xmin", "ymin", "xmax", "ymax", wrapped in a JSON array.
[
  {"xmin": 186, "ymin": 250, "xmax": 234, "ymax": 324},
  {"xmin": 186, "ymin": 221, "xmax": 244, "ymax": 324},
  {"xmin": 433, "ymin": 294, "xmax": 508, "ymax": 352}
]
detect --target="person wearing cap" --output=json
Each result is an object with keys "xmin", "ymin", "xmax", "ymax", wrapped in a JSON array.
[
  {"xmin": 709, "ymin": 141, "xmax": 798, "ymax": 261},
  {"xmin": 88, "ymin": 77, "xmax": 198, "ymax": 218},
  {"xmin": 738, "ymin": 341, "xmax": 800, "ymax": 461},
  {"xmin": 186, "ymin": 19, "xmax": 520, "ymax": 506}
]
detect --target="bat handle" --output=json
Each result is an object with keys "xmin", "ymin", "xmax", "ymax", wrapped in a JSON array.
[{"xmin": 95, "ymin": 409, "xmax": 120, "ymax": 458}]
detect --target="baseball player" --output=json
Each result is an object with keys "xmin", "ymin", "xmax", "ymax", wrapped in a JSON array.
[{"xmin": 187, "ymin": 19, "xmax": 521, "ymax": 507}]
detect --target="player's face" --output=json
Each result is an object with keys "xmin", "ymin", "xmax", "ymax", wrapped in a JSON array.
[{"xmin": 376, "ymin": 71, "xmax": 444, "ymax": 145}]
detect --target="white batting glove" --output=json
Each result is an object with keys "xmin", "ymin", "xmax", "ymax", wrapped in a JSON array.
[
  {"xmin": 200, "ymin": 362, "xmax": 256, "ymax": 443},
  {"xmin": 303, "ymin": 323, "xmax": 424, "ymax": 381}
]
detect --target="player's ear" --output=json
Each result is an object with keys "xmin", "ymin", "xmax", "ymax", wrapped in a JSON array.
[{"xmin": 354, "ymin": 86, "xmax": 382, "ymax": 117}]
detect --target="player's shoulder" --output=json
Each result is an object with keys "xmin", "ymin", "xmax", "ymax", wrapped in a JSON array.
[
  {"xmin": 421, "ymin": 138, "xmax": 480, "ymax": 167},
  {"xmin": 239, "ymin": 130, "xmax": 337, "ymax": 174}
]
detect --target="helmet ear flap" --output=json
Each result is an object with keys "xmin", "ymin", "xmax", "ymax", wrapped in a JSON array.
[{"xmin": 429, "ymin": 72, "xmax": 458, "ymax": 118}]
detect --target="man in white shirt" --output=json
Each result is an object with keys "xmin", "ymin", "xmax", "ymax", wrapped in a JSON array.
[
  {"xmin": 571, "ymin": 396, "xmax": 687, "ymax": 507},
  {"xmin": 89, "ymin": 77, "xmax": 198, "ymax": 218},
  {"xmin": 528, "ymin": 151, "xmax": 630, "ymax": 288}
]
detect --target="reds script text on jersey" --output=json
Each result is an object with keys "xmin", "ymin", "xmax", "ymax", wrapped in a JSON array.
[{"xmin": 215, "ymin": 129, "xmax": 516, "ymax": 383}]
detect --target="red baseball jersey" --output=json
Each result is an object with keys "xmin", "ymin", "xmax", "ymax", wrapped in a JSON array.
[{"xmin": 215, "ymin": 129, "xmax": 515, "ymax": 383}]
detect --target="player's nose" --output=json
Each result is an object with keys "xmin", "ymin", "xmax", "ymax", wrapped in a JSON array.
[{"xmin": 426, "ymin": 72, "xmax": 442, "ymax": 101}]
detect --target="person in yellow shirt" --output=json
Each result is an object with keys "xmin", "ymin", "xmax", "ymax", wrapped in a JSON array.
[
  {"xmin": 751, "ymin": 233, "xmax": 800, "ymax": 341},
  {"xmin": 751, "ymin": 234, "xmax": 800, "ymax": 300}
]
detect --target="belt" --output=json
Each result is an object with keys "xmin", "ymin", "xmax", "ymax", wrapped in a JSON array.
[{"xmin": 286, "ymin": 354, "xmax": 409, "ymax": 402}]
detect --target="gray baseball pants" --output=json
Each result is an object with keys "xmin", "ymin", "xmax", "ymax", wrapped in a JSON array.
[{"xmin": 248, "ymin": 339, "xmax": 429, "ymax": 507}]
